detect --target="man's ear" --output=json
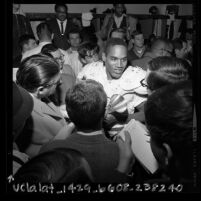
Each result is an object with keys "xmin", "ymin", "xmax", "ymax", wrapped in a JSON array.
[
  {"xmin": 35, "ymin": 86, "xmax": 45, "ymax": 98},
  {"xmin": 102, "ymin": 52, "xmax": 106, "ymax": 62}
]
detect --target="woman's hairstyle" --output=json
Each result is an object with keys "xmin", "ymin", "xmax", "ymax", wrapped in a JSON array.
[
  {"xmin": 147, "ymin": 56, "xmax": 189, "ymax": 91},
  {"xmin": 16, "ymin": 54, "xmax": 60, "ymax": 93},
  {"xmin": 145, "ymin": 80, "xmax": 193, "ymax": 153},
  {"xmin": 66, "ymin": 79, "xmax": 107, "ymax": 130},
  {"xmin": 77, "ymin": 42, "xmax": 99, "ymax": 59},
  {"xmin": 14, "ymin": 148, "xmax": 93, "ymax": 183}
]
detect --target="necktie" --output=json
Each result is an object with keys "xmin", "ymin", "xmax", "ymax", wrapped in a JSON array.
[
  {"xmin": 60, "ymin": 21, "xmax": 64, "ymax": 35},
  {"xmin": 169, "ymin": 21, "xmax": 174, "ymax": 39}
]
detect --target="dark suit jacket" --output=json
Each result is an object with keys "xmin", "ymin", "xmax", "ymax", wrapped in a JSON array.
[{"xmin": 46, "ymin": 18, "xmax": 76, "ymax": 50}]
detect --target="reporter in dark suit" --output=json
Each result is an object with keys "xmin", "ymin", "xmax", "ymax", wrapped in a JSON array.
[{"xmin": 46, "ymin": 4, "xmax": 76, "ymax": 51}]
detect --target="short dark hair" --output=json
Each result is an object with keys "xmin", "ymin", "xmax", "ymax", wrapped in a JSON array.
[
  {"xmin": 77, "ymin": 42, "xmax": 99, "ymax": 59},
  {"xmin": 65, "ymin": 80, "xmax": 107, "ymax": 130},
  {"xmin": 150, "ymin": 38, "xmax": 167, "ymax": 52},
  {"xmin": 36, "ymin": 22, "xmax": 52, "ymax": 39},
  {"xmin": 147, "ymin": 56, "xmax": 189, "ymax": 91},
  {"xmin": 172, "ymin": 38, "xmax": 187, "ymax": 50},
  {"xmin": 145, "ymin": 80, "xmax": 193, "ymax": 157},
  {"xmin": 67, "ymin": 28, "xmax": 81, "ymax": 39},
  {"xmin": 54, "ymin": 4, "xmax": 68, "ymax": 12},
  {"xmin": 131, "ymin": 30, "xmax": 143, "ymax": 39},
  {"xmin": 41, "ymin": 44, "xmax": 59, "ymax": 55},
  {"xmin": 104, "ymin": 38, "xmax": 127, "ymax": 55},
  {"xmin": 18, "ymin": 34, "xmax": 36, "ymax": 51},
  {"xmin": 14, "ymin": 148, "xmax": 93, "ymax": 183},
  {"xmin": 16, "ymin": 54, "xmax": 60, "ymax": 93}
]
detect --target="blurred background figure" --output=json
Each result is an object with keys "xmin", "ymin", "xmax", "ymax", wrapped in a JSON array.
[
  {"xmin": 14, "ymin": 148, "xmax": 94, "ymax": 183},
  {"xmin": 13, "ymin": 4, "xmax": 34, "ymax": 65}
]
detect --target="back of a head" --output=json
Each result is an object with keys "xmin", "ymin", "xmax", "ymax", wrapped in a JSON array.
[
  {"xmin": 150, "ymin": 38, "xmax": 167, "ymax": 55},
  {"xmin": 105, "ymin": 38, "xmax": 127, "ymax": 55},
  {"xmin": 147, "ymin": 56, "xmax": 189, "ymax": 91},
  {"xmin": 77, "ymin": 42, "xmax": 99, "ymax": 60},
  {"xmin": 36, "ymin": 22, "xmax": 52, "ymax": 40},
  {"xmin": 18, "ymin": 34, "xmax": 36, "ymax": 52},
  {"xmin": 14, "ymin": 148, "xmax": 93, "ymax": 183},
  {"xmin": 16, "ymin": 54, "xmax": 60, "ymax": 93},
  {"xmin": 66, "ymin": 80, "xmax": 107, "ymax": 130},
  {"xmin": 172, "ymin": 38, "xmax": 186, "ymax": 51},
  {"xmin": 145, "ymin": 80, "xmax": 193, "ymax": 157},
  {"xmin": 41, "ymin": 44, "xmax": 59, "ymax": 55}
]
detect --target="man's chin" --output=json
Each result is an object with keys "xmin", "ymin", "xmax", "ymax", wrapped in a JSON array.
[{"xmin": 112, "ymin": 73, "xmax": 122, "ymax": 79}]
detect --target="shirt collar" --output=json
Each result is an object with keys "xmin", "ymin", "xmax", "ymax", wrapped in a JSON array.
[{"xmin": 76, "ymin": 129, "xmax": 104, "ymax": 136}]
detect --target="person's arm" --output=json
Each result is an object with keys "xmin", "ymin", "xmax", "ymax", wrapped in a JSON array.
[
  {"xmin": 127, "ymin": 101, "xmax": 146, "ymax": 123},
  {"xmin": 116, "ymin": 131, "xmax": 135, "ymax": 174}
]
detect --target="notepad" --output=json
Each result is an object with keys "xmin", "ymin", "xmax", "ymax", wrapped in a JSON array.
[{"xmin": 118, "ymin": 119, "xmax": 159, "ymax": 174}]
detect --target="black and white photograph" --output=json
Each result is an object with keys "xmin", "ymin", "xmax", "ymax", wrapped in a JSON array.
[{"xmin": 5, "ymin": 2, "xmax": 200, "ymax": 199}]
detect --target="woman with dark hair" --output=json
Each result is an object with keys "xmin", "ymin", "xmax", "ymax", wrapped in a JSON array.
[
  {"xmin": 144, "ymin": 81, "xmax": 194, "ymax": 191},
  {"xmin": 144, "ymin": 56, "xmax": 189, "ymax": 95},
  {"xmin": 14, "ymin": 148, "xmax": 94, "ymax": 183},
  {"xmin": 16, "ymin": 54, "xmax": 73, "ymax": 158},
  {"xmin": 130, "ymin": 56, "xmax": 189, "ymax": 123}
]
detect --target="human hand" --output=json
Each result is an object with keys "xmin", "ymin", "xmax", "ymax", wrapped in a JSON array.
[{"xmin": 116, "ymin": 131, "xmax": 135, "ymax": 174}]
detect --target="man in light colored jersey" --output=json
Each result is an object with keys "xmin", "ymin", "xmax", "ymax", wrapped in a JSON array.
[{"xmin": 78, "ymin": 38, "xmax": 147, "ymax": 138}]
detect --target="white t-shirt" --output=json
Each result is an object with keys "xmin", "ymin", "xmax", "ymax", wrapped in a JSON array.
[{"xmin": 78, "ymin": 61, "xmax": 147, "ymax": 114}]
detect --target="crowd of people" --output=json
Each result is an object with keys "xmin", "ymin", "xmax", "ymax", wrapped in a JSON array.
[{"xmin": 12, "ymin": 3, "xmax": 196, "ymax": 192}]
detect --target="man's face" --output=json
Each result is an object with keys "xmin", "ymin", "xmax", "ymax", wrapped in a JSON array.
[
  {"xmin": 153, "ymin": 42, "xmax": 169, "ymax": 57},
  {"xmin": 25, "ymin": 39, "xmax": 37, "ymax": 52},
  {"xmin": 114, "ymin": 4, "xmax": 124, "ymax": 17},
  {"xmin": 104, "ymin": 45, "xmax": 127, "ymax": 79},
  {"xmin": 68, "ymin": 33, "xmax": 81, "ymax": 49},
  {"xmin": 56, "ymin": 6, "xmax": 67, "ymax": 21},
  {"xmin": 133, "ymin": 34, "xmax": 144, "ymax": 48}
]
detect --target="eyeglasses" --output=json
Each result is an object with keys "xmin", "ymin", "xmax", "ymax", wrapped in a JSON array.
[{"xmin": 140, "ymin": 78, "xmax": 149, "ymax": 88}]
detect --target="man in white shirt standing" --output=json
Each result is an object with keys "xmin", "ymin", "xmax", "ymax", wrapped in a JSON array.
[
  {"xmin": 22, "ymin": 22, "xmax": 52, "ymax": 60},
  {"xmin": 63, "ymin": 29, "xmax": 83, "ymax": 77},
  {"xmin": 78, "ymin": 38, "xmax": 147, "ymax": 137}
]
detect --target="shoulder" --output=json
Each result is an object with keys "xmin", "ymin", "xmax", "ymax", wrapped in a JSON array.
[
  {"xmin": 124, "ymin": 66, "xmax": 146, "ymax": 75},
  {"xmin": 120, "ymin": 66, "xmax": 146, "ymax": 90},
  {"xmin": 78, "ymin": 61, "xmax": 105, "ymax": 79}
]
